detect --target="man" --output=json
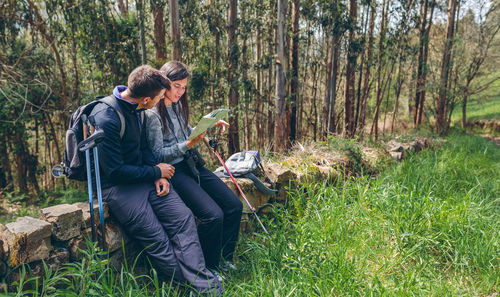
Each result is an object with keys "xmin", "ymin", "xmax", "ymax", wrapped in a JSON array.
[{"xmin": 90, "ymin": 65, "xmax": 222, "ymax": 296}]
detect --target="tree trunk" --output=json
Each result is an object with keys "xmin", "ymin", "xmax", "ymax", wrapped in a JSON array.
[
  {"xmin": 414, "ymin": 0, "xmax": 435, "ymax": 126},
  {"xmin": 117, "ymin": 0, "xmax": 128, "ymax": 16},
  {"xmin": 137, "ymin": 0, "xmax": 147, "ymax": 64},
  {"xmin": 344, "ymin": 0, "xmax": 357, "ymax": 138},
  {"xmin": 289, "ymin": 0, "xmax": 299, "ymax": 143},
  {"xmin": 436, "ymin": 0, "xmax": 458, "ymax": 134},
  {"xmin": 169, "ymin": 0, "xmax": 181, "ymax": 61},
  {"xmin": 323, "ymin": 35, "xmax": 333, "ymax": 138},
  {"xmin": 329, "ymin": 34, "xmax": 341, "ymax": 134},
  {"xmin": 0, "ymin": 136, "xmax": 12, "ymax": 189},
  {"xmin": 152, "ymin": 0, "xmax": 167, "ymax": 62},
  {"xmin": 227, "ymin": 0, "xmax": 240, "ymax": 154},
  {"xmin": 274, "ymin": 0, "xmax": 287, "ymax": 151},
  {"xmin": 358, "ymin": 1, "xmax": 376, "ymax": 133}
]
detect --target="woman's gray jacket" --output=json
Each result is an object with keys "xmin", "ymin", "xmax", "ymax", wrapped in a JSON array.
[{"xmin": 145, "ymin": 103, "xmax": 193, "ymax": 164}]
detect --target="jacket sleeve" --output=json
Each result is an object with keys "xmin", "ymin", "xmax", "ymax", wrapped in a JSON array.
[
  {"xmin": 145, "ymin": 110, "xmax": 189, "ymax": 163},
  {"xmin": 93, "ymin": 106, "xmax": 161, "ymax": 184},
  {"xmin": 140, "ymin": 112, "xmax": 159, "ymax": 166}
]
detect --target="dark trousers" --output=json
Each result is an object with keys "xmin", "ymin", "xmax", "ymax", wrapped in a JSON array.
[
  {"xmin": 171, "ymin": 161, "xmax": 243, "ymax": 269},
  {"xmin": 102, "ymin": 182, "xmax": 222, "ymax": 296}
]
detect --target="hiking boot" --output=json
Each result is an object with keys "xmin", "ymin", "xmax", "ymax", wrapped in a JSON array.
[
  {"xmin": 220, "ymin": 260, "xmax": 237, "ymax": 273},
  {"xmin": 208, "ymin": 268, "xmax": 225, "ymax": 283}
]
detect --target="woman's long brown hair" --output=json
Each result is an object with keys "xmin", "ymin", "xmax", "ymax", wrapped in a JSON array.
[{"xmin": 156, "ymin": 61, "xmax": 190, "ymax": 132}]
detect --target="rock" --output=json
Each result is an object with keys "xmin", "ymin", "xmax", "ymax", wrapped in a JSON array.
[
  {"xmin": 220, "ymin": 177, "xmax": 272, "ymax": 213},
  {"xmin": 264, "ymin": 163, "xmax": 297, "ymax": 185},
  {"xmin": 387, "ymin": 140, "xmax": 404, "ymax": 152},
  {"xmin": 72, "ymin": 201, "xmax": 109, "ymax": 229},
  {"xmin": 264, "ymin": 163, "xmax": 297, "ymax": 200},
  {"xmin": 68, "ymin": 232, "xmax": 89, "ymax": 261},
  {"xmin": 4, "ymin": 217, "xmax": 52, "ymax": 266},
  {"xmin": 390, "ymin": 151, "xmax": 404, "ymax": 161},
  {"xmin": 0, "ymin": 224, "xmax": 7, "ymax": 261},
  {"xmin": 104, "ymin": 219, "xmax": 130, "ymax": 253},
  {"xmin": 40, "ymin": 204, "xmax": 83, "ymax": 241},
  {"xmin": 108, "ymin": 242, "xmax": 143, "ymax": 273},
  {"xmin": 5, "ymin": 249, "xmax": 69, "ymax": 289}
]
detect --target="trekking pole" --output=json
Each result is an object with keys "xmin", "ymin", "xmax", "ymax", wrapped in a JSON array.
[
  {"xmin": 79, "ymin": 115, "xmax": 107, "ymax": 250},
  {"xmin": 81, "ymin": 115, "xmax": 97, "ymax": 243},
  {"xmin": 205, "ymin": 138, "xmax": 268, "ymax": 234}
]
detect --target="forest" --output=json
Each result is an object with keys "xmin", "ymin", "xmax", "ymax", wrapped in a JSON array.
[
  {"xmin": 1, "ymin": 0, "xmax": 500, "ymax": 296},
  {"xmin": 0, "ymin": 0, "xmax": 499, "ymax": 195}
]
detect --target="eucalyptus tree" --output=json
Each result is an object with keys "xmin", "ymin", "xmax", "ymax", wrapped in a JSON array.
[
  {"xmin": 437, "ymin": 0, "xmax": 459, "ymax": 134},
  {"xmin": 274, "ymin": 0, "xmax": 287, "ymax": 151}
]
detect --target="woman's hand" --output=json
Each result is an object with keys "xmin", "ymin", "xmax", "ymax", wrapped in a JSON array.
[
  {"xmin": 186, "ymin": 131, "xmax": 207, "ymax": 148},
  {"xmin": 214, "ymin": 120, "xmax": 230, "ymax": 133}
]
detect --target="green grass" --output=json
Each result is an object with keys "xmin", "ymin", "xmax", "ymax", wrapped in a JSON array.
[
  {"xmin": 4, "ymin": 132, "xmax": 499, "ymax": 296},
  {"xmin": 451, "ymin": 71, "xmax": 500, "ymax": 122},
  {"xmin": 226, "ymin": 132, "xmax": 499, "ymax": 296}
]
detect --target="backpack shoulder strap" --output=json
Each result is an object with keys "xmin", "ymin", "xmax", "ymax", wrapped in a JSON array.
[{"xmin": 97, "ymin": 96, "xmax": 126, "ymax": 139}]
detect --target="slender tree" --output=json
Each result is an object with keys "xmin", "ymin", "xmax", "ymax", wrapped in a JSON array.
[
  {"xmin": 436, "ymin": 0, "xmax": 458, "ymax": 134},
  {"xmin": 344, "ymin": 0, "xmax": 357, "ymax": 138},
  {"xmin": 151, "ymin": 0, "xmax": 167, "ymax": 62},
  {"xmin": 170, "ymin": 0, "xmax": 181, "ymax": 61},
  {"xmin": 274, "ymin": 0, "xmax": 287, "ymax": 151},
  {"xmin": 227, "ymin": 0, "xmax": 240, "ymax": 154}
]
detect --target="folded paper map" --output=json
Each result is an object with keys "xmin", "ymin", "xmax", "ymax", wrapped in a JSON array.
[{"xmin": 187, "ymin": 108, "xmax": 229, "ymax": 140}]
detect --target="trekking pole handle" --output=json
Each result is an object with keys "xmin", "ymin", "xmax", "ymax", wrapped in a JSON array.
[{"xmin": 81, "ymin": 114, "xmax": 88, "ymax": 140}]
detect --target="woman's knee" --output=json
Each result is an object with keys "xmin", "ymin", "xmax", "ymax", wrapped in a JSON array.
[{"xmin": 200, "ymin": 207, "xmax": 224, "ymax": 225}]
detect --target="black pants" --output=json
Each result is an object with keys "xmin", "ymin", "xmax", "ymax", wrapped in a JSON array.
[
  {"xmin": 102, "ymin": 182, "xmax": 222, "ymax": 296},
  {"xmin": 171, "ymin": 160, "xmax": 243, "ymax": 269}
]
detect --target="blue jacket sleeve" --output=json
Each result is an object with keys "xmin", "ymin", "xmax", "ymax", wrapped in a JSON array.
[{"xmin": 92, "ymin": 105, "xmax": 161, "ymax": 184}]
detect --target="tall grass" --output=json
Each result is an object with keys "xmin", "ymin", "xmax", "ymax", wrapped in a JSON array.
[
  {"xmin": 5, "ymin": 133, "xmax": 499, "ymax": 296},
  {"xmin": 227, "ymin": 132, "xmax": 499, "ymax": 296}
]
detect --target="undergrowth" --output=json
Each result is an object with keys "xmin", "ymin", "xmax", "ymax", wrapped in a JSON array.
[{"xmin": 4, "ymin": 132, "xmax": 499, "ymax": 296}]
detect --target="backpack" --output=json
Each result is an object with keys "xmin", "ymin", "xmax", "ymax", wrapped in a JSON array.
[
  {"xmin": 214, "ymin": 151, "xmax": 278, "ymax": 196},
  {"xmin": 63, "ymin": 96, "xmax": 126, "ymax": 181}
]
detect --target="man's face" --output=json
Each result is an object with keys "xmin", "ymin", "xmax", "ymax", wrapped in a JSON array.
[{"xmin": 144, "ymin": 89, "xmax": 166, "ymax": 109}]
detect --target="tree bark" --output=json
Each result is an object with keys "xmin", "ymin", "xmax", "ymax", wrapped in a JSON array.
[
  {"xmin": 358, "ymin": 1, "xmax": 375, "ymax": 133},
  {"xmin": 289, "ymin": 0, "xmax": 299, "ymax": 143},
  {"xmin": 152, "ymin": 0, "xmax": 167, "ymax": 62},
  {"xmin": 227, "ymin": 0, "xmax": 240, "ymax": 154},
  {"xmin": 137, "ymin": 0, "xmax": 147, "ymax": 64},
  {"xmin": 344, "ymin": 0, "xmax": 357, "ymax": 138},
  {"xmin": 274, "ymin": 0, "xmax": 287, "ymax": 151},
  {"xmin": 169, "ymin": 0, "xmax": 181, "ymax": 61},
  {"xmin": 117, "ymin": 0, "xmax": 128, "ymax": 16},
  {"xmin": 436, "ymin": 0, "xmax": 458, "ymax": 134}
]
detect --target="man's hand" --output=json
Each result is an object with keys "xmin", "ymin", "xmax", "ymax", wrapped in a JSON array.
[
  {"xmin": 214, "ymin": 120, "xmax": 230, "ymax": 134},
  {"xmin": 186, "ymin": 131, "xmax": 207, "ymax": 148},
  {"xmin": 156, "ymin": 163, "xmax": 175, "ymax": 179},
  {"xmin": 154, "ymin": 178, "xmax": 170, "ymax": 197}
]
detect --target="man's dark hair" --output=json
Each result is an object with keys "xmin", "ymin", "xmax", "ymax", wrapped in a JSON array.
[{"xmin": 128, "ymin": 65, "xmax": 171, "ymax": 99}]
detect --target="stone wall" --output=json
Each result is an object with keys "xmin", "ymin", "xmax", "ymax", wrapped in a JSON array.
[{"xmin": 0, "ymin": 137, "xmax": 435, "ymax": 287}]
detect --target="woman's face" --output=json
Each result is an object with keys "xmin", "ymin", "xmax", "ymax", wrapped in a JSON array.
[{"xmin": 164, "ymin": 77, "xmax": 188, "ymax": 105}]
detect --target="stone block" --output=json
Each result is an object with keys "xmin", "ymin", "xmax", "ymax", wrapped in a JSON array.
[
  {"xmin": 264, "ymin": 163, "xmax": 297, "ymax": 201},
  {"xmin": 5, "ymin": 249, "xmax": 69, "ymax": 289},
  {"xmin": 72, "ymin": 201, "xmax": 109, "ymax": 229},
  {"xmin": 390, "ymin": 151, "xmax": 404, "ymax": 161},
  {"xmin": 40, "ymin": 204, "xmax": 83, "ymax": 241},
  {"xmin": 104, "ymin": 219, "xmax": 129, "ymax": 253},
  {"xmin": 220, "ymin": 177, "xmax": 272, "ymax": 213},
  {"xmin": 4, "ymin": 217, "xmax": 52, "ymax": 266},
  {"xmin": 0, "ymin": 224, "xmax": 7, "ymax": 261}
]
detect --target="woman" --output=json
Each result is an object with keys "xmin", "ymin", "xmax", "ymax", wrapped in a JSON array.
[{"xmin": 145, "ymin": 61, "xmax": 243, "ymax": 273}]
